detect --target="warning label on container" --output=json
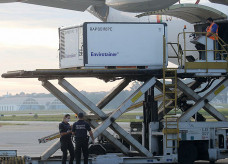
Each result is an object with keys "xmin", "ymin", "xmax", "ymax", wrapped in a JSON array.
[{"xmin": 202, "ymin": 127, "xmax": 209, "ymax": 140}]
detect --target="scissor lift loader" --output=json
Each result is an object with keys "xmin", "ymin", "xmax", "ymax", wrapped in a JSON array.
[{"xmin": 2, "ymin": 22, "xmax": 228, "ymax": 164}]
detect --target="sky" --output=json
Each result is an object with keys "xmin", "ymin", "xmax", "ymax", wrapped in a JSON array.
[{"xmin": 0, "ymin": 0, "xmax": 227, "ymax": 96}]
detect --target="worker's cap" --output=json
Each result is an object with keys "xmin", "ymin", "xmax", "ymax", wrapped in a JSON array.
[{"xmin": 78, "ymin": 113, "xmax": 84, "ymax": 118}]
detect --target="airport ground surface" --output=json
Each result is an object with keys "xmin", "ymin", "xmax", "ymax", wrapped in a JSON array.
[
  {"xmin": 0, "ymin": 121, "xmax": 130, "ymax": 157},
  {"xmin": 0, "ymin": 121, "xmax": 228, "ymax": 163}
]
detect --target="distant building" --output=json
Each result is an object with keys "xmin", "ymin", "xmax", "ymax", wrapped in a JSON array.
[
  {"xmin": 47, "ymin": 99, "xmax": 68, "ymax": 110},
  {"xmin": 0, "ymin": 97, "xmax": 68, "ymax": 111}
]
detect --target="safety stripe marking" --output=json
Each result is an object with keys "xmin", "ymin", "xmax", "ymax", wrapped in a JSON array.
[
  {"xmin": 214, "ymin": 84, "xmax": 225, "ymax": 95},
  {"xmin": 131, "ymin": 91, "xmax": 143, "ymax": 103}
]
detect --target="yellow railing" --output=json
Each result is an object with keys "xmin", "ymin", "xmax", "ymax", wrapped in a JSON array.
[
  {"xmin": 163, "ymin": 35, "xmax": 179, "ymax": 150},
  {"xmin": 0, "ymin": 156, "xmax": 25, "ymax": 164},
  {"xmin": 164, "ymin": 116, "xmax": 179, "ymax": 149},
  {"xmin": 175, "ymin": 32, "xmax": 228, "ymax": 71}
]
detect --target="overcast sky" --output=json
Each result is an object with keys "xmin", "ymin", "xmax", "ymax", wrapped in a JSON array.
[{"xmin": 0, "ymin": 0, "xmax": 227, "ymax": 96}]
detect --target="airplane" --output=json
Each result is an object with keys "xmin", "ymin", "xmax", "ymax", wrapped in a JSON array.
[
  {"xmin": 0, "ymin": 0, "xmax": 227, "ymax": 69},
  {"xmin": 209, "ymin": 0, "xmax": 228, "ymax": 6},
  {"xmin": 0, "ymin": 0, "xmax": 180, "ymax": 13},
  {"xmin": 0, "ymin": 0, "xmax": 226, "ymax": 37},
  {"xmin": 0, "ymin": 0, "xmax": 226, "ymax": 22},
  {"xmin": 0, "ymin": 1, "xmax": 226, "ymax": 33},
  {"xmin": 0, "ymin": 0, "xmax": 227, "ymax": 68}
]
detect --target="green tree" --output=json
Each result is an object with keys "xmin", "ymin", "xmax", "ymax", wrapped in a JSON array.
[{"xmin": 34, "ymin": 114, "xmax": 38, "ymax": 119}]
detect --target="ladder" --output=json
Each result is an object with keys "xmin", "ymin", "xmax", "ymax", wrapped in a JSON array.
[
  {"xmin": 163, "ymin": 68, "xmax": 179, "ymax": 149},
  {"xmin": 163, "ymin": 69, "xmax": 177, "ymax": 115}
]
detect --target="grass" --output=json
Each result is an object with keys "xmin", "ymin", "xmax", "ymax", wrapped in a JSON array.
[
  {"xmin": 0, "ymin": 109, "xmax": 141, "ymax": 115},
  {"xmin": 0, "ymin": 123, "xmax": 27, "ymax": 126},
  {"xmin": 0, "ymin": 114, "xmax": 71, "ymax": 122},
  {"xmin": 0, "ymin": 110, "xmax": 73, "ymax": 115},
  {"xmin": 0, "ymin": 108, "xmax": 227, "ymax": 122},
  {"xmin": 0, "ymin": 114, "xmax": 141, "ymax": 122},
  {"xmin": 117, "ymin": 119, "xmax": 142, "ymax": 122},
  {"xmin": 0, "ymin": 112, "xmax": 143, "ymax": 122},
  {"xmin": 199, "ymin": 108, "xmax": 228, "ymax": 115}
]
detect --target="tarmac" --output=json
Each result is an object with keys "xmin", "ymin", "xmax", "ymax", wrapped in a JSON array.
[{"xmin": 0, "ymin": 121, "xmax": 227, "ymax": 163}]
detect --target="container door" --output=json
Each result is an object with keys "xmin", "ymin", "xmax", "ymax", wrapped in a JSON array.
[
  {"xmin": 59, "ymin": 27, "xmax": 84, "ymax": 68},
  {"xmin": 78, "ymin": 27, "xmax": 84, "ymax": 61}
]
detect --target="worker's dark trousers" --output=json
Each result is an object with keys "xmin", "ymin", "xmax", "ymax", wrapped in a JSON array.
[
  {"xmin": 60, "ymin": 141, "xmax": 74, "ymax": 164},
  {"xmin": 214, "ymin": 40, "xmax": 221, "ymax": 60},
  {"xmin": 75, "ymin": 138, "xmax": 89, "ymax": 164}
]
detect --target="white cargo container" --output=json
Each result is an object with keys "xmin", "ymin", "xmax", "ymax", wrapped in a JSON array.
[{"xmin": 59, "ymin": 22, "xmax": 168, "ymax": 69}]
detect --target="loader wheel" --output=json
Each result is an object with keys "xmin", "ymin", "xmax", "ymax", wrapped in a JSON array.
[{"xmin": 178, "ymin": 142, "xmax": 198, "ymax": 164}]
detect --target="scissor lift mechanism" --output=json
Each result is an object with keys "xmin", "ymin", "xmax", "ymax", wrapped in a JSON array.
[
  {"xmin": 2, "ymin": 69, "xmax": 228, "ymax": 162},
  {"xmin": 2, "ymin": 30, "xmax": 228, "ymax": 163}
]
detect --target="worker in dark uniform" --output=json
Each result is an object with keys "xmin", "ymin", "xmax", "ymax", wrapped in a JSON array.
[
  {"xmin": 72, "ymin": 113, "xmax": 94, "ymax": 164},
  {"xmin": 59, "ymin": 114, "xmax": 74, "ymax": 164}
]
